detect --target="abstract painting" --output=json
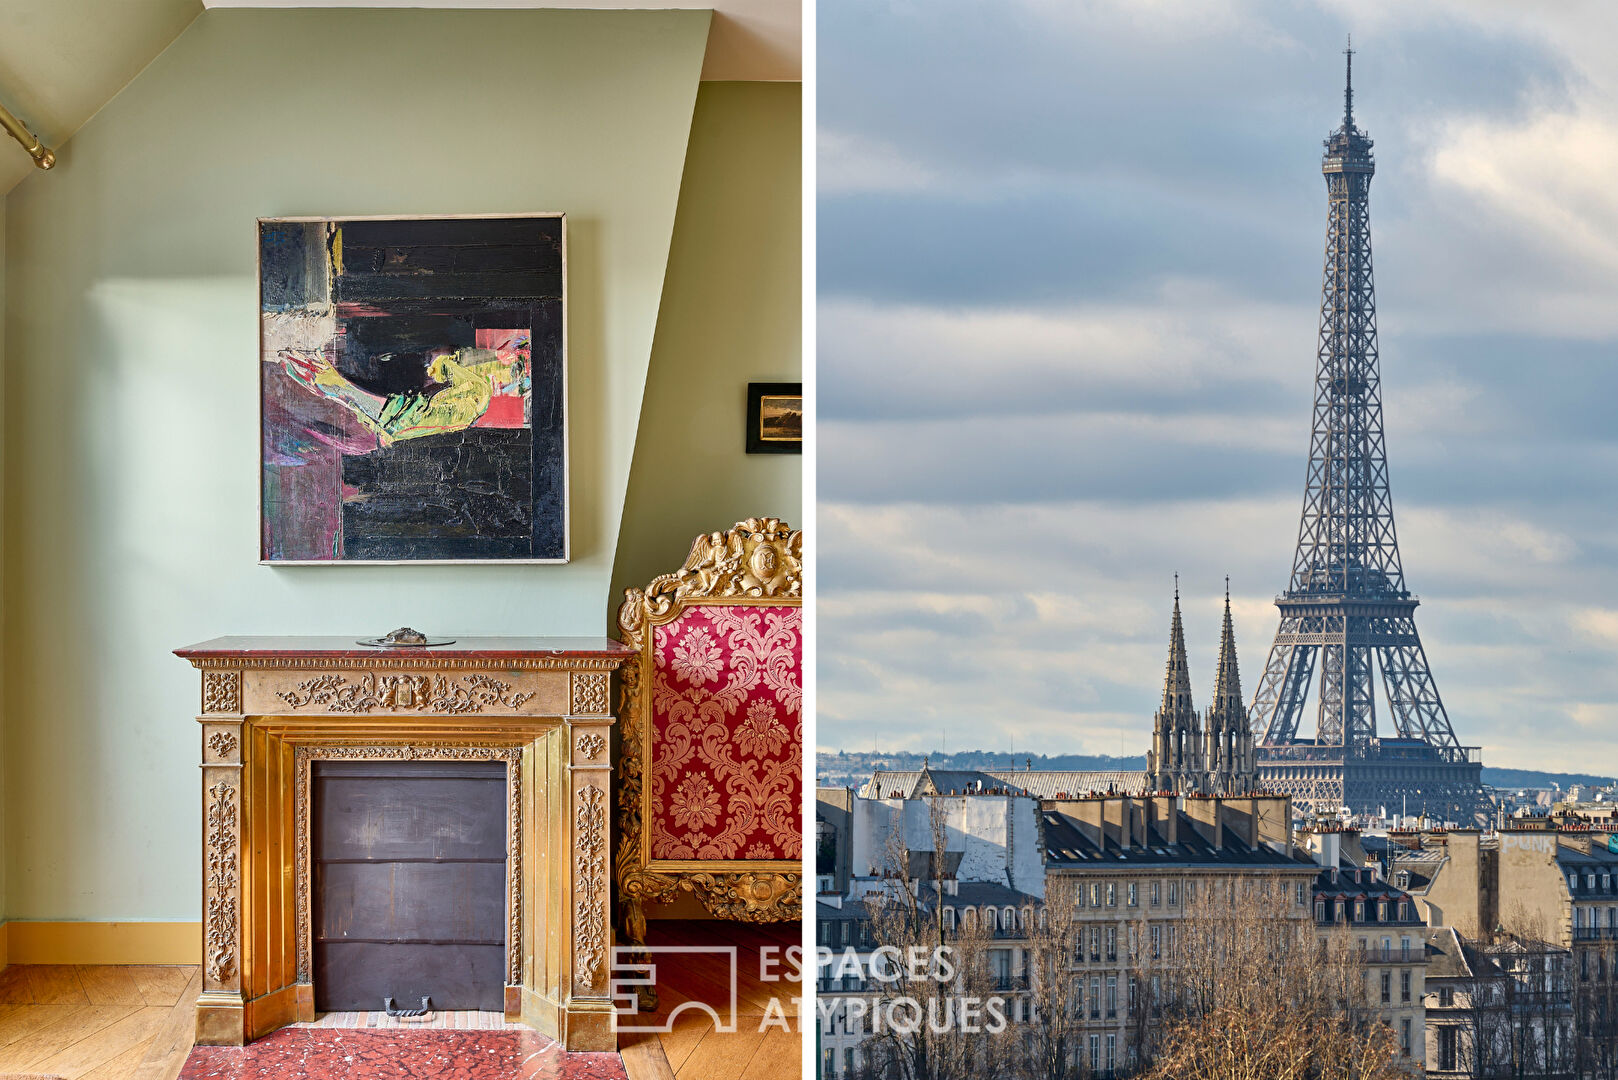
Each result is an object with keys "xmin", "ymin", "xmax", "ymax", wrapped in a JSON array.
[{"xmin": 259, "ymin": 215, "xmax": 567, "ymax": 562}]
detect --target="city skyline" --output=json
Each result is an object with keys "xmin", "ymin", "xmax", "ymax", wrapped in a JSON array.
[{"xmin": 818, "ymin": 3, "xmax": 1618, "ymax": 772}]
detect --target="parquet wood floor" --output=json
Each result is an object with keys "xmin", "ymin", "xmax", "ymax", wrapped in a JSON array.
[
  {"xmin": 0, "ymin": 923, "xmax": 803, "ymax": 1080},
  {"xmin": 0, "ymin": 964, "xmax": 200, "ymax": 1080},
  {"xmin": 616, "ymin": 921, "xmax": 802, "ymax": 1080}
]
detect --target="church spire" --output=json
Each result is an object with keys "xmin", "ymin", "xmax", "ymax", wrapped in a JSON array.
[
  {"xmin": 1149, "ymin": 577, "xmax": 1204, "ymax": 793},
  {"xmin": 1161, "ymin": 574, "xmax": 1193, "ymax": 713},
  {"xmin": 1210, "ymin": 577, "xmax": 1243, "ymax": 723}
]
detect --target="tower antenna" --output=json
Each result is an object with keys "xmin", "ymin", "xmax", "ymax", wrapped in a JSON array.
[{"xmin": 1343, "ymin": 36, "xmax": 1354, "ymax": 129}]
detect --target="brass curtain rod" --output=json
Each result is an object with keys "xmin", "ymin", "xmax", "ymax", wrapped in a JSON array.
[{"xmin": 0, "ymin": 99, "xmax": 54, "ymax": 169}]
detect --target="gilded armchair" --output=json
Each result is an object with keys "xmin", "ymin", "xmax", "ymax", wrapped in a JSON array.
[{"xmin": 615, "ymin": 519, "xmax": 803, "ymax": 976}]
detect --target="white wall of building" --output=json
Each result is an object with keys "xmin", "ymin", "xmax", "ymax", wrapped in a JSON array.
[{"xmin": 847, "ymin": 794, "xmax": 1045, "ymax": 898}]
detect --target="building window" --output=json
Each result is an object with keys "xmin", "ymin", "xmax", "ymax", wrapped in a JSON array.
[
  {"xmin": 1105, "ymin": 925, "xmax": 1117, "ymax": 961},
  {"xmin": 1401, "ymin": 935, "xmax": 1411, "ymax": 960},
  {"xmin": 1090, "ymin": 882, "xmax": 1101, "ymax": 907},
  {"xmin": 1401, "ymin": 970, "xmax": 1411, "ymax": 1003},
  {"xmin": 1128, "ymin": 882, "xmax": 1138, "ymax": 907},
  {"xmin": 1381, "ymin": 971, "xmax": 1391, "ymax": 1004},
  {"xmin": 1355, "ymin": 901, "xmax": 1365, "ymax": 922},
  {"xmin": 1106, "ymin": 883, "xmax": 1116, "ymax": 907},
  {"xmin": 1378, "ymin": 900, "xmax": 1387, "ymax": 921},
  {"xmin": 1399, "ymin": 1018, "xmax": 1410, "ymax": 1055},
  {"xmin": 1399, "ymin": 901, "xmax": 1410, "ymax": 922},
  {"xmin": 1150, "ymin": 881, "xmax": 1161, "ymax": 907},
  {"xmin": 1151, "ymin": 924, "xmax": 1161, "ymax": 959},
  {"xmin": 1186, "ymin": 880, "xmax": 1196, "ymax": 905},
  {"xmin": 844, "ymin": 1049, "xmax": 856, "ymax": 1075},
  {"xmin": 1076, "ymin": 885, "xmax": 1086, "ymax": 909},
  {"xmin": 1090, "ymin": 977, "xmax": 1101, "ymax": 1019},
  {"xmin": 823, "ymin": 1050, "xmax": 835, "ymax": 1076},
  {"xmin": 1168, "ymin": 881, "xmax": 1179, "ymax": 906},
  {"xmin": 1336, "ymin": 899, "xmax": 1345, "ymax": 922},
  {"xmin": 1106, "ymin": 975, "xmax": 1118, "ymax": 1017},
  {"xmin": 1315, "ymin": 899, "xmax": 1325, "ymax": 921},
  {"xmin": 943, "ymin": 907, "xmax": 956, "ymax": 930},
  {"xmin": 1106, "ymin": 1033, "xmax": 1117, "ymax": 1075},
  {"xmin": 1438, "ymin": 985, "xmax": 1453, "ymax": 1007},
  {"xmin": 1128, "ymin": 976, "xmax": 1137, "ymax": 1016},
  {"xmin": 1089, "ymin": 1034, "xmax": 1100, "ymax": 1069},
  {"xmin": 1296, "ymin": 882, "xmax": 1306, "ymax": 906},
  {"xmin": 1438, "ymin": 1026, "xmax": 1458, "ymax": 1071}
]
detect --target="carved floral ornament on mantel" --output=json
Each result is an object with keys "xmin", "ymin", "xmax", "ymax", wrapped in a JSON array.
[{"xmin": 277, "ymin": 672, "xmax": 534, "ymax": 714}]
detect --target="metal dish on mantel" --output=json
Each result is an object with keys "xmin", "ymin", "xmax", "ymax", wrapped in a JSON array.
[{"xmin": 357, "ymin": 627, "xmax": 456, "ymax": 648}]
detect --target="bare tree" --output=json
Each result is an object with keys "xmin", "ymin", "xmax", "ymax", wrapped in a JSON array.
[
  {"xmin": 857, "ymin": 797, "xmax": 1013, "ymax": 1080},
  {"xmin": 1138, "ymin": 873, "xmax": 1407, "ymax": 1080},
  {"xmin": 1019, "ymin": 876, "xmax": 1085, "ymax": 1080}
]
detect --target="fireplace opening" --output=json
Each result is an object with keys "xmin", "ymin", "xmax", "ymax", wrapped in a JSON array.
[{"xmin": 312, "ymin": 760, "xmax": 508, "ymax": 1012}]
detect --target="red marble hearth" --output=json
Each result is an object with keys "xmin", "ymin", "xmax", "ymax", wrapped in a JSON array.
[{"xmin": 177, "ymin": 1028, "xmax": 629, "ymax": 1080}]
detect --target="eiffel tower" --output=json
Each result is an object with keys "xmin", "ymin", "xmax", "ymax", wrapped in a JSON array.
[{"xmin": 1247, "ymin": 46, "xmax": 1484, "ymax": 821}]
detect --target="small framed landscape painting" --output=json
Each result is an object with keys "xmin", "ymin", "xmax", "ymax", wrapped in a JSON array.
[
  {"xmin": 746, "ymin": 382, "xmax": 803, "ymax": 454},
  {"xmin": 259, "ymin": 214, "xmax": 567, "ymax": 563}
]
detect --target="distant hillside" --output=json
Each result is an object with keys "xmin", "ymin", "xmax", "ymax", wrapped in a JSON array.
[
  {"xmin": 817, "ymin": 749, "xmax": 1613, "ymax": 794},
  {"xmin": 1482, "ymin": 767, "xmax": 1615, "ymax": 791}
]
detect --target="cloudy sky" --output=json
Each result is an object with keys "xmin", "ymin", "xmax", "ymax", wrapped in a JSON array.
[{"xmin": 816, "ymin": 1, "xmax": 1618, "ymax": 772}]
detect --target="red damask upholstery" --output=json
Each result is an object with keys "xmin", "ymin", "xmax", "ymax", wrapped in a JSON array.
[{"xmin": 647, "ymin": 605, "xmax": 802, "ymax": 860}]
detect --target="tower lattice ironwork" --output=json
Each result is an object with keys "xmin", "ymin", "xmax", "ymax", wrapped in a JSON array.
[{"xmin": 1248, "ymin": 47, "xmax": 1484, "ymax": 819}]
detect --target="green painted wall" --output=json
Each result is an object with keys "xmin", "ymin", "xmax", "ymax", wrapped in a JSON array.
[
  {"xmin": 611, "ymin": 82, "xmax": 803, "ymax": 611},
  {"xmin": 1, "ymin": 8, "xmax": 710, "ymax": 921},
  {"xmin": 0, "ymin": 194, "xmax": 6, "ymax": 921}
]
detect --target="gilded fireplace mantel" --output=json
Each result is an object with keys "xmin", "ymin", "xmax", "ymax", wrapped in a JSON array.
[{"xmin": 175, "ymin": 636, "xmax": 634, "ymax": 1053}]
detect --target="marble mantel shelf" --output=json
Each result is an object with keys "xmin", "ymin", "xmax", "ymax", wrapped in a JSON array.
[
  {"xmin": 174, "ymin": 635, "xmax": 633, "ymax": 1054},
  {"xmin": 176, "ymin": 636, "xmax": 635, "ymax": 663}
]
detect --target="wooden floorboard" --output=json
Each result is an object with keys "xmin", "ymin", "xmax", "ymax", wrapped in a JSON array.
[
  {"xmin": 0, "ymin": 966, "xmax": 198, "ymax": 1080},
  {"xmin": 26, "ymin": 966, "xmax": 89, "ymax": 1007},
  {"xmin": 31, "ymin": 1006, "xmax": 169, "ymax": 1078},
  {"xmin": 124, "ymin": 969, "xmax": 190, "ymax": 1010},
  {"xmin": 127, "ymin": 969, "xmax": 201, "ymax": 1080},
  {"xmin": 76, "ymin": 967, "xmax": 145, "ymax": 1008},
  {"xmin": 641, "ymin": 921, "xmax": 802, "ymax": 1080}
]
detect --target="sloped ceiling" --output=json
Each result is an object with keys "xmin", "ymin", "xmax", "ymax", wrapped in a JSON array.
[
  {"xmin": 0, "ymin": 0, "xmax": 204, "ymax": 195},
  {"xmin": 204, "ymin": 0, "xmax": 801, "ymax": 82},
  {"xmin": 0, "ymin": 0, "xmax": 799, "ymax": 194}
]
